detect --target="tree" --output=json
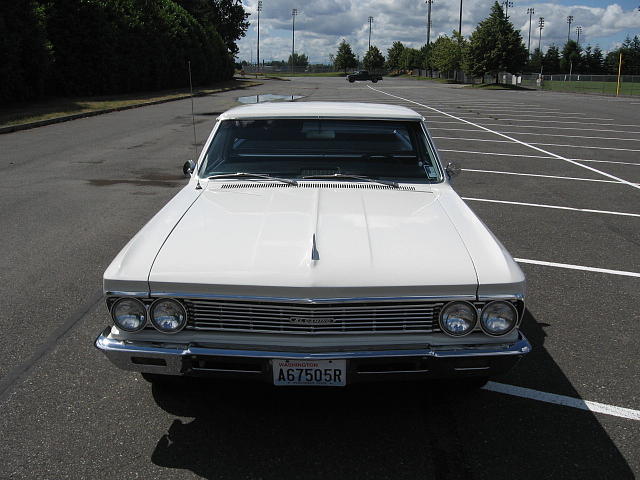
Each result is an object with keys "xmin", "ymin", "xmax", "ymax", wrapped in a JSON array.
[
  {"xmin": 527, "ymin": 47, "xmax": 543, "ymax": 73},
  {"xmin": 401, "ymin": 47, "xmax": 422, "ymax": 70},
  {"xmin": 0, "ymin": 0, "xmax": 51, "ymax": 103},
  {"xmin": 419, "ymin": 44, "xmax": 433, "ymax": 71},
  {"xmin": 466, "ymin": 1, "xmax": 528, "ymax": 82},
  {"xmin": 175, "ymin": 0, "xmax": 249, "ymax": 55},
  {"xmin": 431, "ymin": 33, "xmax": 466, "ymax": 77},
  {"xmin": 334, "ymin": 39, "xmax": 357, "ymax": 73},
  {"xmin": 543, "ymin": 45, "xmax": 561, "ymax": 74},
  {"xmin": 386, "ymin": 41, "xmax": 405, "ymax": 71},
  {"xmin": 590, "ymin": 46, "xmax": 605, "ymax": 74},
  {"xmin": 560, "ymin": 40, "xmax": 582, "ymax": 73},
  {"xmin": 363, "ymin": 46, "xmax": 385, "ymax": 71},
  {"xmin": 288, "ymin": 53, "xmax": 309, "ymax": 67}
]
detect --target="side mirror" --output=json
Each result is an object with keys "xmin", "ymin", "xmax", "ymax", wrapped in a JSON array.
[
  {"xmin": 445, "ymin": 162, "xmax": 461, "ymax": 179},
  {"xmin": 183, "ymin": 160, "xmax": 196, "ymax": 177}
]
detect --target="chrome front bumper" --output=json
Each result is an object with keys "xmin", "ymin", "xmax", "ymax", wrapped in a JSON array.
[{"xmin": 95, "ymin": 327, "xmax": 531, "ymax": 383}]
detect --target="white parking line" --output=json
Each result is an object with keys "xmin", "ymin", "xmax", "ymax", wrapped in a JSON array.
[
  {"xmin": 483, "ymin": 382, "xmax": 640, "ymax": 421},
  {"xmin": 462, "ymin": 197, "xmax": 640, "ymax": 218},
  {"xmin": 426, "ymin": 117, "xmax": 640, "ymax": 128},
  {"xmin": 461, "ymin": 168, "xmax": 633, "ymax": 184},
  {"xmin": 440, "ymin": 149, "xmax": 640, "ymax": 167},
  {"xmin": 432, "ymin": 136, "xmax": 640, "ymax": 153},
  {"xmin": 431, "ymin": 128, "xmax": 640, "ymax": 142},
  {"xmin": 368, "ymin": 85, "xmax": 640, "ymax": 190},
  {"xmin": 431, "ymin": 122, "xmax": 640, "ymax": 135},
  {"xmin": 514, "ymin": 258, "xmax": 640, "ymax": 277}
]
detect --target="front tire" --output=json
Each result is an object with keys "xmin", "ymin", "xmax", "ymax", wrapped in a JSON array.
[
  {"xmin": 348, "ymin": 77, "xmax": 355, "ymax": 83},
  {"xmin": 371, "ymin": 78, "xmax": 378, "ymax": 83}
]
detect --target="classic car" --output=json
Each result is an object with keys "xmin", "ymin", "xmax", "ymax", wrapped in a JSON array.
[{"xmin": 95, "ymin": 102, "xmax": 531, "ymax": 387}]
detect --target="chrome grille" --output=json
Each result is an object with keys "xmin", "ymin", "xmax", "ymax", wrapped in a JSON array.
[{"xmin": 183, "ymin": 298, "xmax": 443, "ymax": 335}]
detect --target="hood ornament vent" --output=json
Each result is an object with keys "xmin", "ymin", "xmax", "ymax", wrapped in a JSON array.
[{"xmin": 219, "ymin": 182, "xmax": 415, "ymax": 191}]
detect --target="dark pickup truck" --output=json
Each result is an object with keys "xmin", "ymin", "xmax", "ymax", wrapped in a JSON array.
[{"xmin": 346, "ymin": 70, "xmax": 382, "ymax": 83}]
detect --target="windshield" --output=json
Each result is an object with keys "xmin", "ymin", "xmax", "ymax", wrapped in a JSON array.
[{"xmin": 198, "ymin": 119, "xmax": 442, "ymax": 182}]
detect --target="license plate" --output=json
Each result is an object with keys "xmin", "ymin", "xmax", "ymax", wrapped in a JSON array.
[{"xmin": 272, "ymin": 359, "xmax": 346, "ymax": 386}]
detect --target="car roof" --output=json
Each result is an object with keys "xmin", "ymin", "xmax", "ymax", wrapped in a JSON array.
[{"xmin": 218, "ymin": 102, "xmax": 423, "ymax": 121}]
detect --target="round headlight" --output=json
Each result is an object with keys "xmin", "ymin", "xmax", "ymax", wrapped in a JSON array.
[
  {"xmin": 480, "ymin": 301, "xmax": 518, "ymax": 336},
  {"xmin": 150, "ymin": 299, "xmax": 187, "ymax": 333},
  {"xmin": 439, "ymin": 301, "xmax": 477, "ymax": 337},
  {"xmin": 111, "ymin": 298, "xmax": 147, "ymax": 332}
]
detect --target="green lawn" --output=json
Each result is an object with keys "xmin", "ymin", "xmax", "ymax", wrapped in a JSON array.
[{"xmin": 540, "ymin": 80, "xmax": 640, "ymax": 96}]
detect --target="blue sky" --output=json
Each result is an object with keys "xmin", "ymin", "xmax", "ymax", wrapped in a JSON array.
[{"xmin": 237, "ymin": 0, "xmax": 640, "ymax": 63}]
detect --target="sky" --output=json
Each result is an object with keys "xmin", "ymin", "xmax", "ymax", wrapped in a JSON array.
[{"xmin": 236, "ymin": 0, "xmax": 640, "ymax": 64}]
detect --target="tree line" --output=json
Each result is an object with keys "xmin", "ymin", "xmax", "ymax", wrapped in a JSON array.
[
  {"xmin": 1, "ymin": 0, "xmax": 249, "ymax": 104},
  {"xmin": 332, "ymin": 2, "xmax": 640, "ymax": 81}
]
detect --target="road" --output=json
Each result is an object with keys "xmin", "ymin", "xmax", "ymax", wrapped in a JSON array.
[{"xmin": 1, "ymin": 77, "xmax": 638, "ymax": 479}]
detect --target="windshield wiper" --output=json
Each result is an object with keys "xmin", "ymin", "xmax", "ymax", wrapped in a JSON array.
[
  {"xmin": 207, "ymin": 172, "xmax": 298, "ymax": 186},
  {"xmin": 301, "ymin": 173, "xmax": 399, "ymax": 188}
]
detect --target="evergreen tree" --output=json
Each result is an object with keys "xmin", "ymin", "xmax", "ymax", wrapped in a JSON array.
[
  {"xmin": 591, "ymin": 46, "xmax": 605, "ymax": 74},
  {"xmin": 527, "ymin": 48, "xmax": 543, "ymax": 73},
  {"xmin": 386, "ymin": 41, "xmax": 405, "ymax": 71},
  {"xmin": 466, "ymin": 1, "xmax": 528, "ymax": 82},
  {"xmin": 543, "ymin": 45, "xmax": 561, "ymax": 74},
  {"xmin": 560, "ymin": 40, "xmax": 582, "ymax": 73},
  {"xmin": 288, "ymin": 53, "xmax": 309, "ymax": 67},
  {"xmin": 363, "ymin": 46, "xmax": 385, "ymax": 71},
  {"xmin": 334, "ymin": 40, "xmax": 357, "ymax": 73}
]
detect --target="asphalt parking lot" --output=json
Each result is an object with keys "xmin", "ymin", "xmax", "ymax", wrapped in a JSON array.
[{"xmin": 1, "ymin": 77, "xmax": 638, "ymax": 479}]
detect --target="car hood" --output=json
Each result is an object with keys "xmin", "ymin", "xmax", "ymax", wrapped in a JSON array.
[{"xmin": 147, "ymin": 183, "xmax": 479, "ymax": 297}]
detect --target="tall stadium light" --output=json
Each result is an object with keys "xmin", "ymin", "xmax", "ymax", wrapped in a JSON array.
[
  {"xmin": 256, "ymin": 1, "xmax": 262, "ymax": 72},
  {"xmin": 566, "ymin": 15, "xmax": 573, "ymax": 41},
  {"xmin": 502, "ymin": 1, "xmax": 514, "ymax": 19},
  {"xmin": 291, "ymin": 8, "xmax": 298, "ymax": 73},
  {"xmin": 368, "ymin": 16, "xmax": 374, "ymax": 50},
  {"xmin": 538, "ymin": 17, "xmax": 544, "ymax": 52},
  {"xmin": 576, "ymin": 26, "xmax": 582, "ymax": 46},
  {"xmin": 527, "ymin": 8, "xmax": 535, "ymax": 57},
  {"xmin": 426, "ymin": 0, "xmax": 434, "ymax": 45},
  {"xmin": 458, "ymin": 0, "xmax": 463, "ymax": 37}
]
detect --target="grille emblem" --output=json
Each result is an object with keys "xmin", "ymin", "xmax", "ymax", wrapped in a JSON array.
[{"xmin": 289, "ymin": 317, "xmax": 335, "ymax": 326}]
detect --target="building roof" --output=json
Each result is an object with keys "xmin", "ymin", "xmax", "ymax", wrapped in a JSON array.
[{"xmin": 218, "ymin": 102, "xmax": 423, "ymax": 121}]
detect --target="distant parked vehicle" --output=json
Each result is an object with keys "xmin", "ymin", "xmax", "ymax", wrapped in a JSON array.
[{"xmin": 347, "ymin": 70, "xmax": 382, "ymax": 83}]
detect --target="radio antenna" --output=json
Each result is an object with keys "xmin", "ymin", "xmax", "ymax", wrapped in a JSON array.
[{"xmin": 188, "ymin": 61, "xmax": 198, "ymax": 159}]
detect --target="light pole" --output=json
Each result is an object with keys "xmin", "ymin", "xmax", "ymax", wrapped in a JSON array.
[
  {"xmin": 538, "ymin": 17, "xmax": 544, "ymax": 52},
  {"xmin": 368, "ymin": 16, "xmax": 373, "ymax": 50},
  {"xmin": 576, "ymin": 26, "xmax": 582, "ymax": 46},
  {"xmin": 527, "ymin": 8, "xmax": 535, "ymax": 57},
  {"xmin": 256, "ymin": 0, "xmax": 262, "ymax": 72},
  {"xmin": 566, "ymin": 15, "xmax": 573, "ymax": 42},
  {"xmin": 426, "ymin": 0, "xmax": 434, "ymax": 45},
  {"xmin": 458, "ymin": 0, "xmax": 463, "ymax": 37},
  {"xmin": 502, "ymin": 1, "xmax": 513, "ymax": 19},
  {"xmin": 291, "ymin": 8, "xmax": 298, "ymax": 73}
]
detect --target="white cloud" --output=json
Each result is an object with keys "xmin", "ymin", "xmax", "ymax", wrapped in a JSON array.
[{"xmin": 239, "ymin": 0, "xmax": 640, "ymax": 62}]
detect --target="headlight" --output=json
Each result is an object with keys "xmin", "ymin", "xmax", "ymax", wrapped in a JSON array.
[
  {"xmin": 480, "ymin": 301, "xmax": 518, "ymax": 336},
  {"xmin": 439, "ymin": 301, "xmax": 477, "ymax": 337},
  {"xmin": 110, "ymin": 298, "xmax": 147, "ymax": 332},
  {"xmin": 150, "ymin": 298, "xmax": 187, "ymax": 333}
]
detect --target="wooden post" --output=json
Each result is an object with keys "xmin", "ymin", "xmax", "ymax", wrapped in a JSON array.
[{"xmin": 616, "ymin": 53, "xmax": 623, "ymax": 96}]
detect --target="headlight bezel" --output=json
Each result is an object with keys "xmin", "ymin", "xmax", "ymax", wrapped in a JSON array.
[
  {"xmin": 438, "ymin": 300, "xmax": 478, "ymax": 337},
  {"xmin": 110, "ymin": 297, "xmax": 148, "ymax": 332},
  {"xmin": 149, "ymin": 298, "xmax": 188, "ymax": 334},
  {"xmin": 479, "ymin": 300, "xmax": 519, "ymax": 336}
]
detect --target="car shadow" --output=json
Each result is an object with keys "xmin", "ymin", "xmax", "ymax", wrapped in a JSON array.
[{"xmin": 149, "ymin": 309, "xmax": 634, "ymax": 480}]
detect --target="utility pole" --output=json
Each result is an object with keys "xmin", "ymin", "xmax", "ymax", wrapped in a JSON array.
[
  {"xmin": 256, "ymin": 1, "xmax": 262, "ymax": 72},
  {"xmin": 291, "ymin": 8, "xmax": 298, "ymax": 73},
  {"xmin": 426, "ymin": 0, "xmax": 433, "ymax": 45},
  {"xmin": 576, "ymin": 26, "xmax": 582, "ymax": 47},
  {"xmin": 368, "ymin": 16, "xmax": 373, "ymax": 50},
  {"xmin": 526, "ymin": 8, "xmax": 534, "ymax": 57},
  {"xmin": 502, "ymin": 1, "xmax": 513, "ymax": 19},
  {"xmin": 566, "ymin": 15, "xmax": 573, "ymax": 42}
]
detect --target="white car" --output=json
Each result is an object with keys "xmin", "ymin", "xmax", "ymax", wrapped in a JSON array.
[{"xmin": 96, "ymin": 102, "xmax": 530, "ymax": 387}]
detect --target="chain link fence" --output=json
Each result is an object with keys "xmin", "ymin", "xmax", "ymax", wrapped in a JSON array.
[{"xmin": 521, "ymin": 74, "xmax": 640, "ymax": 96}]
